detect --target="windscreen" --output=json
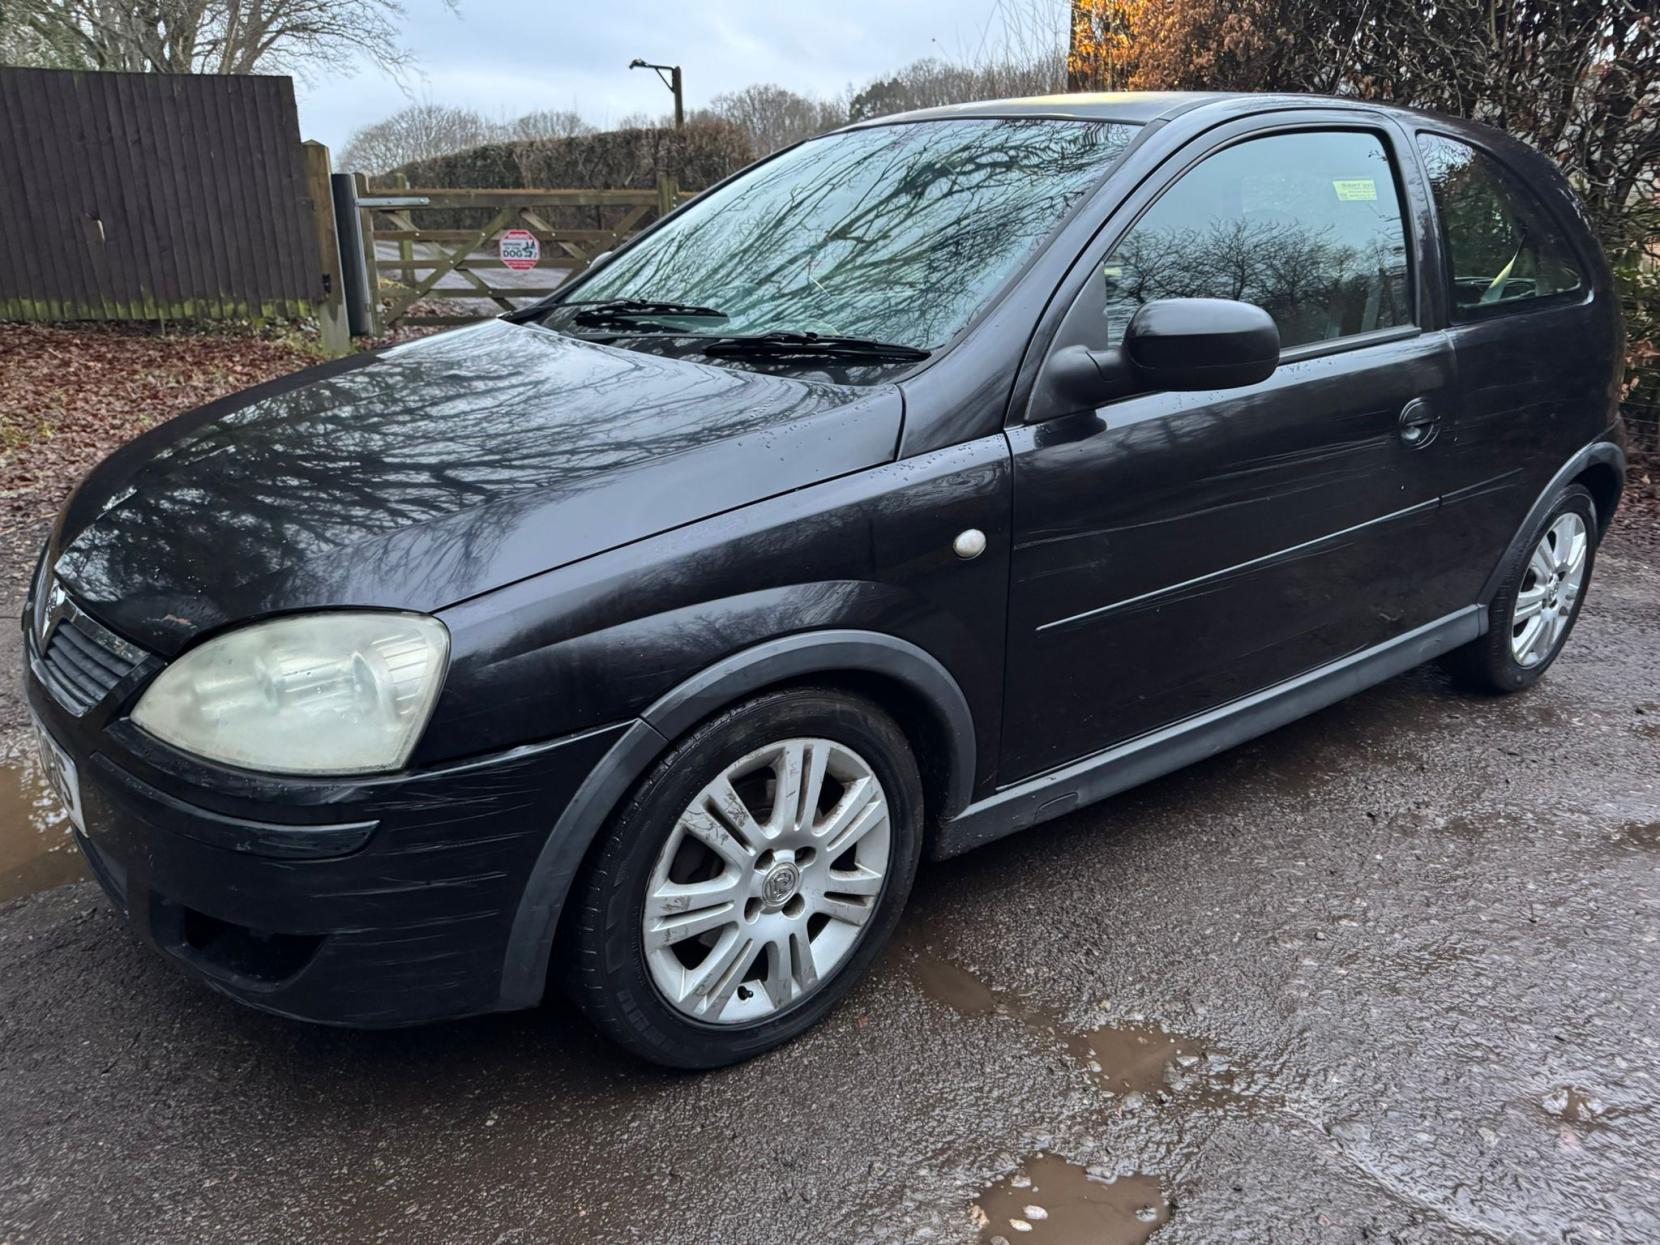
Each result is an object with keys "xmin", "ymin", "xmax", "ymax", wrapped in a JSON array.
[{"xmin": 548, "ymin": 117, "xmax": 1139, "ymax": 350}]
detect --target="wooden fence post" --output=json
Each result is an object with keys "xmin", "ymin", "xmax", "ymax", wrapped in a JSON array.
[
  {"xmin": 656, "ymin": 172, "xmax": 677, "ymax": 220},
  {"xmin": 392, "ymin": 172, "xmax": 414, "ymax": 285},
  {"xmin": 299, "ymin": 141, "xmax": 350, "ymax": 357},
  {"xmin": 352, "ymin": 171, "xmax": 382, "ymax": 336}
]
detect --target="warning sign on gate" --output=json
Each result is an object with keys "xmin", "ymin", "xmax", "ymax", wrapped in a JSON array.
[{"xmin": 499, "ymin": 228, "xmax": 540, "ymax": 271}]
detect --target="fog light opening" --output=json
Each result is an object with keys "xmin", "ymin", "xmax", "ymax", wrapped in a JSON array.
[{"xmin": 179, "ymin": 907, "xmax": 323, "ymax": 984}]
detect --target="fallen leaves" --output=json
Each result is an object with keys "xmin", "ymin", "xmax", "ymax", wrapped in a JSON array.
[
  {"xmin": 0, "ymin": 322, "xmax": 320, "ymax": 540},
  {"xmin": 0, "ymin": 315, "xmax": 454, "ymax": 543},
  {"xmin": 1608, "ymin": 448, "xmax": 1660, "ymax": 559}
]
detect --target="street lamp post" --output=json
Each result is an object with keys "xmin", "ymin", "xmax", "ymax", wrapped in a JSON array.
[{"xmin": 628, "ymin": 58, "xmax": 684, "ymax": 132}]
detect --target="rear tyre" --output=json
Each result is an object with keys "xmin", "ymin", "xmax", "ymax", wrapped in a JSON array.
[
  {"xmin": 564, "ymin": 687, "xmax": 923, "ymax": 1069},
  {"xmin": 1440, "ymin": 483, "xmax": 1597, "ymax": 695}
]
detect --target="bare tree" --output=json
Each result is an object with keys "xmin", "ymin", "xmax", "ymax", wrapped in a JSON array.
[
  {"xmin": 505, "ymin": 109, "xmax": 595, "ymax": 142},
  {"xmin": 845, "ymin": 2, "xmax": 1070, "ymax": 125},
  {"xmin": 700, "ymin": 83, "xmax": 845, "ymax": 156},
  {"xmin": 611, "ymin": 110, "xmax": 670, "ymax": 131},
  {"xmin": 0, "ymin": 8, "xmax": 64, "ymax": 63},
  {"xmin": 339, "ymin": 103, "xmax": 500, "ymax": 174},
  {"xmin": 0, "ymin": 0, "xmax": 446, "ymax": 77}
]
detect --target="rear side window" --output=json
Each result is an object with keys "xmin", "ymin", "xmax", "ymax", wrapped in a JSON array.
[
  {"xmin": 1417, "ymin": 133, "xmax": 1583, "ymax": 317},
  {"xmin": 1101, "ymin": 130, "xmax": 1412, "ymax": 350}
]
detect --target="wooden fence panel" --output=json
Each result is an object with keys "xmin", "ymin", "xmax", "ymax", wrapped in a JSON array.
[{"xmin": 0, "ymin": 67, "xmax": 323, "ymax": 322}]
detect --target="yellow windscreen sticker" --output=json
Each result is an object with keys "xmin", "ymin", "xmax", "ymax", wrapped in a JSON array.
[{"xmin": 1333, "ymin": 178, "xmax": 1378, "ymax": 201}]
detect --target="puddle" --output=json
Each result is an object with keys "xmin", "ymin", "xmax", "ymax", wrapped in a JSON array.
[
  {"xmin": 911, "ymin": 948, "xmax": 1003, "ymax": 1016},
  {"xmin": 973, "ymin": 1153, "xmax": 1169, "ymax": 1244},
  {"xmin": 1539, "ymin": 1085, "xmax": 1615, "ymax": 1129},
  {"xmin": 907, "ymin": 941, "xmax": 1240, "ymax": 1106},
  {"xmin": 1618, "ymin": 821, "xmax": 1660, "ymax": 851},
  {"xmin": 1063, "ymin": 1025, "xmax": 1203, "ymax": 1099},
  {"xmin": 0, "ymin": 739, "xmax": 87, "ymax": 904}
]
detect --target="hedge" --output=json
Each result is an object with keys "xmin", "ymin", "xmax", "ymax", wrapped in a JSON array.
[{"xmin": 378, "ymin": 120, "xmax": 754, "ymax": 232}]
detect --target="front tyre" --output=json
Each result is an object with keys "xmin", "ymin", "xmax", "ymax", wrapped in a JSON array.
[
  {"xmin": 564, "ymin": 688, "xmax": 923, "ymax": 1068},
  {"xmin": 1441, "ymin": 483, "xmax": 1597, "ymax": 694}
]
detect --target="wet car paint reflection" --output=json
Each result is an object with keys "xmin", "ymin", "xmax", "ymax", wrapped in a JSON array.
[{"xmin": 48, "ymin": 319, "xmax": 903, "ymax": 655}]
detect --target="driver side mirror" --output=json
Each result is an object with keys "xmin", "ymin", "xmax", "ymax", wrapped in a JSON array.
[
  {"xmin": 1044, "ymin": 297, "xmax": 1280, "ymax": 409},
  {"xmin": 1126, "ymin": 298, "xmax": 1280, "ymax": 392}
]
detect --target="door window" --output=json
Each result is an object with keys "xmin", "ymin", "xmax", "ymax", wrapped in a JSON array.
[
  {"xmin": 1417, "ymin": 133, "xmax": 1583, "ymax": 317},
  {"xmin": 1101, "ymin": 130, "xmax": 1413, "ymax": 350}
]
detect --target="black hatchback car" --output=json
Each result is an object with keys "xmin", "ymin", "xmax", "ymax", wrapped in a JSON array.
[{"xmin": 26, "ymin": 92, "xmax": 1625, "ymax": 1067}]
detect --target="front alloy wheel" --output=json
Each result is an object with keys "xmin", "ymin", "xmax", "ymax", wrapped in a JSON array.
[
  {"xmin": 564, "ymin": 688, "xmax": 922, "ymax": 1068},
  {"xmin": 642, "ymin": 738, "xmax": 892, "ymax": 1025}
]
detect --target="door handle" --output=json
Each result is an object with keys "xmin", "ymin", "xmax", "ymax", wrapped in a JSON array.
[{"xmin": 1398, "ymin": 398, "xmax": 1439, "ymax": 449}]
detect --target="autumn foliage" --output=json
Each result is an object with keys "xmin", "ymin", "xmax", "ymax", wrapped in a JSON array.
[{"xmin": 1064, "ymin": 0, "xmax": 1144, "ymax": 91}]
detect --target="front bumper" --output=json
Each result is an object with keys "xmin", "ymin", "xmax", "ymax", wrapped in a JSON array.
[{"xmin": 25, "ymin": 634, "xmax": 625, "ymax": 1028}]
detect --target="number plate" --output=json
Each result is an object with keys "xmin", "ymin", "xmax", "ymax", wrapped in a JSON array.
[{"xmin": 30, "ymin": 713, "xmax": 85, "ymax": 833}]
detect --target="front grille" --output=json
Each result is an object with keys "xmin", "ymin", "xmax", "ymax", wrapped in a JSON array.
[{"xmin": 39, "ymin": 611, "xmax": 145, "ymax": 715}]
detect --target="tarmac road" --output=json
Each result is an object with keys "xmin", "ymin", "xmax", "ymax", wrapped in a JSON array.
[{"xmin": 1, "ymin": 537, "xmax": 1656, "ymax": 1244}]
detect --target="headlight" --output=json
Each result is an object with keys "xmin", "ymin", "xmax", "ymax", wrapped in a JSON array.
[{"xmin": 131, "ymin": 612, "xmax": 450, "ymax": 775}]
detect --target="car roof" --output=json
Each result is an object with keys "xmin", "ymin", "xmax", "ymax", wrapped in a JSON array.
[
  {"xmin": 846, "ymin": 91, "xmax": 1543, "ymax": 166},
  {"xmin": 853, "ymin": 91, "xmax": 1235, "ymax": 126},
  {"xmin": 852, "ymin": 90, "xmax": 1424, "ymax": 129}
]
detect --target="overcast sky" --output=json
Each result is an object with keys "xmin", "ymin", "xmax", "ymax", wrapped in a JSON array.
[{"xmin": 294, "ymin": 0, "xmax": 1030, "ymax": 151}]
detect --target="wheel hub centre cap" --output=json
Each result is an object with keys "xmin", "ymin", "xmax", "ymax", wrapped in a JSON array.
[{"xmin": 761, "ymin": 862, "xmax": 801, "ymax": 909}]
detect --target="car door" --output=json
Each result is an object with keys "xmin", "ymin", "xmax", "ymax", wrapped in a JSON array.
[{"xmin": 1000, "ymin": 114, "xmax": 1463, "ymax": 781}]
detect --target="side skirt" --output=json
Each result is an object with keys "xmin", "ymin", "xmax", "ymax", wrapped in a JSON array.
[{"xmin": 933, "ymin": 606, "xmax": 1484, "ymax": 860}]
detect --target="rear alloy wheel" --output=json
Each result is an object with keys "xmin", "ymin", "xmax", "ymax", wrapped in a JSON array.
[
  {"xmin": 564, "ymin": 688, "xmax": 922, "ymax": 1068},
  {"xmin": 1508, "ymin": 511, "xmax": 1589, "ymax": 668},
  {"xmin": 1441, "ymin": 483, "xmax": 1598, "ymax": 694}
]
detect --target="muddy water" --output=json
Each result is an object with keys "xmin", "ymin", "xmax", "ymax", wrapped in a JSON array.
[
  {"xmin": 973, "ymin": 1153, "xmax": 1169, "ymax": 1245},
  {"xmin": 908, "ymin": 940, "xmax": 1239, "ymax": 1106},
  {"xmin": 0, "ymin": 738, "xmax": 86, "ymax": 904},
  {"xmin": 1063, "ymin": 1024, "xmax": 1201, "ymax": 1099},
  {"xmin": 907, "ymin": 946, "xmax": 1003, "ymax": 1016}
]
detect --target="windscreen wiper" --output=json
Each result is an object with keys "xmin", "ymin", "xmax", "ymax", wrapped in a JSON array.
[
  {"xmin": 565, "ymin": 299, "xmax": 729, "ymax": 328},
  {"xmin": 700, "ymin": 331, "xmax": 930, "ymax": 363}
]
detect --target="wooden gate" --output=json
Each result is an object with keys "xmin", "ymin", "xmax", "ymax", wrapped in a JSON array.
[{"xmin": 353, "ymin": 176, "xmax": 682, "ymax": 331}]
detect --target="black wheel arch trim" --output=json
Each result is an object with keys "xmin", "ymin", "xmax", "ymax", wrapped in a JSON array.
[
  {"xmin": 1478, "ymin": 435, "xmax": 1625, "ymax": 606},
  {"xmin": 497, "ymin": 629, "xmax": 977, "ymax": 1010},
  {"xmin": 637, "ymin": 629, "xmax": 977, "ymax": 813}
]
